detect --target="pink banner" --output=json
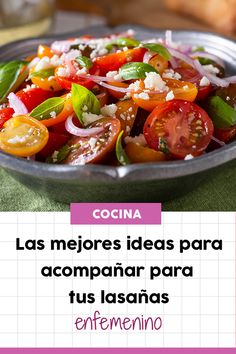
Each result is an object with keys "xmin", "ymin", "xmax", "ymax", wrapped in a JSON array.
[{"xmin": 70, "ymin": 203, "xmax": 162, "ymax": 225}]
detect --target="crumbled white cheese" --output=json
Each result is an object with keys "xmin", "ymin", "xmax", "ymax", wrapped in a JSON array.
[
  {"xmin": 123, "ymin": 46, "xmax": 129, "ymax": 51},
  {"xmin": 203, "ymin": 64, "xmax": 220, "ymax": 75},
  {"xmin": 34, "ymin": 56, "xmax": 52, "ymax": 71},
  {"xmin": 101, "ymin": 104, "xmax": 118, "ymax": 117},
  {"xmin": 199, "ymin": 76, "xmax": 210, "ymax": 87},
  {"xmin": 50, "ymin": 111, "xmax": 57, "ymax": 118},
  {"xmin": 166, "ymin": 90, "xmax": 175, "ymax": 101},
  {"xmin": 56, "ymin": 66, "xmax": 70, "ymax": 77},
  {"xmin": 106, "ymin": 71, "xmax": 118, "ymax": 78},
  {"xmin": 62, "ymin": 49, "xmax": 81, "ymax": 62},
  {"xmin": 124, "ymin": 134, "xmax": 147, "ymax": 146},
  {"xmin": 50, "ymin": 54, "xmax": 63, "ymax": 67},
  {"xmin": 184, "ymin": 154, "xmax": 194, "ymax": 160},
  {"xmin": 183, "ymin": 85, "xmax": 189, "ymax": 90},
  {"xmin": 76, "ymin": 67, "xmax": 87, "ymax": 75},
  {"xmin": 128, "ymin": 80, "xmax": 141, "ymax": 92},
  {"xmin": 82, "ymin": 112, "xmax": 103, "ymax": 126},
  {"xmin": 88, "ymin": 137, "xmax": 98, "ymax": 149},
  {"xmin": 162, "ymin": 69, "xmax": 181, "ymax": 80},
  {"xmin": 134, "ymin": 92, "xmax": 150, "ymax": 100},
  {"xmin": 144, "ymin": 72, "xmax": 168, "ymax": 91}
]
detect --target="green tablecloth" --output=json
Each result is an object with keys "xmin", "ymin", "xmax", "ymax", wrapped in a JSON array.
[{"xmin": 1, "ymin": 162, "xmax": 236, "ymax": 211}]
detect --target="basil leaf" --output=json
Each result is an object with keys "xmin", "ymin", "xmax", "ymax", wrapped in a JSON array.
[
  {"xmin": 29, "ymin": 68, "xmax": 55, "ymax": 79},
  {"xmin": 116, "ymin": 37, "xmax": 140, "ymax": 48},
  {"xmin": 192, "ymin": 46, "xmax": 205, "ymax": 53},
  {"xmin": 206, "ymin": 96, "xmax": 236, "ymax": 129},
  {"xmin": 116, "ymin": 130, "xmax": 130, "ymax": 166},
  {"xmin": 72, "ymin": 83, "xmax": 100, "ymax": 125},
  {"xmin": 0, "ymin": 61, "xmax": 27, "ymax": 103},
  {"xmin": 31, "ymin": 97, "xmax": 65, "ymax": 121},
  {"xmin": 52, "ymin": 145, "xmax": 72, "ymax": 163},
  {"xmin": 143, "ymin": 43, "xmax": 172, "ymax": 60},
  {"xmin": 119, "ymin": 62, "xmax": 158, "ymax": 80},
  {"xmin": 75, "ymin": 56, "xmax": 93, "ymax": 70}
]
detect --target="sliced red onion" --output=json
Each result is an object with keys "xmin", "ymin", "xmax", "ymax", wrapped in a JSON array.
[
  {"xmin": 98, "ymin": 81, "xmax": 131, "ymax": 93},
  {"xmin": 211, "ymin": 136, "xmax": 225, "ymax": 147},
  {"xmin": 165, "ymin": 30, "xmax": 173, "ymax": 46},
  {"xmin": 77, "ymin": 73, "xmax": 121, "ymax": 83},
  {"xmin": 194, "ymin": 59, "xmax": 229, "ymax": 87},
  {"xmin": 168, "ymin": 48, "xmax": 196, "ymax": 68},
  {"xmin": 65, "ymin": 115, "xmax": 104, "ymax": 137},
  {"xmin": 143, "ymin": 51, "xmax": 155, "ymax": 64},
  {"xmin": 8, "ymin": 93, "xmax": 28, "ymax": 116},
  {"xmin": 191, "ymin": 51, "xmax": 225, "ymax": 68}
]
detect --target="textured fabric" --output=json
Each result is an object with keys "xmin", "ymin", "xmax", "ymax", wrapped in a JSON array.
[{"xmin": 1, "ymin": 162, "xmax": 236, "ymax": 211}]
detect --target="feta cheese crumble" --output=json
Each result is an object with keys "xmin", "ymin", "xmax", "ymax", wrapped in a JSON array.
[
  {"xmin": 199, "ymin": 76, "xmax": 210, "ymax": 87},
  {"xmin": 101, "ymin": 104, "xmax": 118, "ymax": 117},
  {"xmin": 166, "ymin": 90, "xmax": 175, "ymax": 101},
  {"xmin": 144, "ymin": 72, "xmax": 168, "ymax": 91},
  {"xmin": 203, "ymin": 64, "xmax": 220, "ymax": 75},
  {"xmin": 82, "ymin": 112, "xmax": 103, "ymax": 126},
  {"xmin": 162, "ymin": 69, "xmax": 181, "ymax": 80}
]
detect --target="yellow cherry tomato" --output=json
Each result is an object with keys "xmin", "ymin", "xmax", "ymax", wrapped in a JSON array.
[
  {"xmin": 37, "ymin": 45, "xmax": 54, "ymax": 59},
  {"xmin": 41, "ymin": 95, "xmax": 74, "ymax": 127},
  {"xmin": 131, "ymin": 78, "xmax": 198, "ymax": 112},
  {"xmin": 0, "ymin": 115, "xmax": 49, "ymax": 157},
  {"xmin": 125, "ymin": 142, "xmax": 166, "ymax": 163},
  {"xmin": 148, "ymin": 54, "xmax": 169, "ymax": 74},
  {"xmin": 31, "ymin": 74, "xmax": 62, "ymax": 92}
]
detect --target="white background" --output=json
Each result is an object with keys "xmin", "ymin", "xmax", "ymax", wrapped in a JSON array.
[{"xmin": 0, "ymin": 212, "xmax": 235, "ymax": 348}]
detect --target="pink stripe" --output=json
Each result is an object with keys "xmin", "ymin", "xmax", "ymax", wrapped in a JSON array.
[
  {"xmin": 0, "ymin": 350, "xmax": 236, "ymax": 353},
  {"xmin": 70, "ymin": 203, "xmax": 162, "ymax": 225}
]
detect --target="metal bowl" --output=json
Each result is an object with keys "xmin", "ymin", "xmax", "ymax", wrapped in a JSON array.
[{"xmin": 0, "ymin": 24, "xmax": 236, "ymax": 203}]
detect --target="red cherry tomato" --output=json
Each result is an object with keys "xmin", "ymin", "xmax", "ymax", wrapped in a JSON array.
[
  {"xmin": 38, "ymin": 132, "xmax": 69, "ymax": 159},
  {"xmin": 16, "ymin": 87, "xmax": 54, "ymax": 112},
  {"xmin": 0, "ymin": 107, "xmax": 14, "ymax": 129},
  {"xmin": 175, "ymin": 67, "xmax": 213, "ymax": 101},
  {"xmin": 94, "ymin": 48, "xmax": 146, "ymax": 75},
  {"xmin": 214, "ymin": 126, "xmax": 236, "ymax": 143},
  {"xmin": 143, "ymin": 100, "xmax": 214, "ymax": 159},
  {"xmin": 62, "ymin": 117, "xmax": 121, "ymax": 165}
]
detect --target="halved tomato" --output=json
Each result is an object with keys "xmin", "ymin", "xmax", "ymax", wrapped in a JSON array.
[
  {"xmin": 214, "ymin": 126, "xmax": 236, "ymax": 143},
  {"xmin": 148, "ymin": 54, "xmax": 169, "ymax": 74},
  {"xmin": 94, "ymin": 48, "xmax": 146, "ymax": 75},
  {"xmin": 16, "ymin": 87, "xmax": 54, "ymax": 112},
  {"xmin": 175, "ymin": 67, "xmax": 213, "ymax": 101},
  {"xmin": 125, "ymin": 142, "xmax": 166, "ymax": 163},
  {"xmin": 0, "ymin": 115, "xmax": 49, "ymax": 157},
  {"xmin": 37, "ymin": 45, "xmax": 54, "ymax": 59},
  {"xmin": 31, "ymin": 74, "xmax": 62, "ymax": 92},
  {"xmin": 115, "ymin": 99, "xmax": 138, "ymax": 137},
  {"xmin": 143, "ymin": 100, "xmax": 214, "ymax": 159},
  {"xmin": 0, "ymin": 107, "xmax": 14, "ymax": 129},
  {"xmin": 62, "ymin": 117, "xmax": 121, "ymax": 165},
  {"xmin": 131, "ymin": 78, "xmax": 198, "ymax": 112}
]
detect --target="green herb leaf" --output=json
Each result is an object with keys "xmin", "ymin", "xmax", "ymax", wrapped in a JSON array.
[
  {"xmin": 55, "ymin": 145, "xmax": 72, "ymax": 163},
  {"xmin": 119, "ymin": 62, "xmax": 158, "ymax": 80},
  {"xmin": 143, "ymin": 43, "xmax": 172, "ymax": 60},
  {"xmin": 115, "ymin": 37, "xmax": 140, "ymax": 48},
  {"xmin": 116, "ymin": 130, "xmax": 130, "ymax": 166},
  {"xmin": 29, "ymin": 68, "xmax": 55, "ymax": 79},
  {"xmin": 75, "ymin": 56, "xmax": 93, "ymax": 70},
  {"xmin": 72, "ymin": 83, "xmax": 100, "ymax": 125},
  {"xmin": 192, "ymin": 46, "xmax": 205, "ymax": 53},
  {"xmin": 31, "ymin": 97, "xmax": 65, "ymax": 121},
  {"xmin": 0, "ymin": 61, "xmax": 27, "ymax": 103},
  {"xmin": 206, "ymin": 96, "xmax": 236, "ymax": 129}
]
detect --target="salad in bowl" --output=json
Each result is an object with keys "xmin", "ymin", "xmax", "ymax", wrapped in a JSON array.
[{"xmin": 0, "ymin": 29, "xmax": 235, "ymax": 166}]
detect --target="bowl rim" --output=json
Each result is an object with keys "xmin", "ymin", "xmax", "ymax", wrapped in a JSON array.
[{"xmin": 0, "ymin": 24, "xmax": 236, "ymax": 183}]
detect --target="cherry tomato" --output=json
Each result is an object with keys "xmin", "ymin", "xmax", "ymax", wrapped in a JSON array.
[
  {"xmin": 38, "ymin": 132, "xmax": 69, "ymax": 159},
  {"xmin": 16, "ymin": 87, "xmax": 54, "ymax": 112},
  {"xmin": 175, "ymin": 67, "xmax": 213, "ymax": 101},
  {"xmin": 148, "ymin": 54, "xmax": 169, "ymax": 74},
  {"xmin": 214, "ymin": 126, "xmax": 236, "ymax": 143},
  {"xmin": 107, "ymin": 81, "xmax": 129, "ymax": 100},
  {"xmin": 55, "ymin": 61, "xmax": 98, "ymax": 91},
  {"xmin": 40, "ymin": 95, "xmax": 74, "ymax": 127},
  {"xmin": 96, "ymin": 89, "xmax": 109, "ymax": 107},
  {"xmin": 0, "ymin": 115, "xmax": 49, "ymax": 157},
  {"xmin": 132, "ymin": 79, "xmax": 198, "ymax": 112},
  {"xmin": 31, "ymin": 73, "xmax": 62, "ymax": 92},
  {"xmin": 125, "ymin": 142, "xmax": 166, "ymax": 163},
  {"xmin": 95, "ymin": 48, "xmax": 146, "ymax": 75},
  {"xmin": 115, "ymin": 99, "xmax": 138, "ymax": 137},
  {"xmin": 37, "ymin": 45, "xmax": 54, "ymax": 59},
  {"xmin": 0, "ymin": 107, "xmax": 14, "ymax": 129},
  {"xmin": 62, "ymin": 117, "xmax": 121, "ymax": 165},
  {"xmin": 143, "ymin": 100, "xmax": 214, "ymax": 159}
]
